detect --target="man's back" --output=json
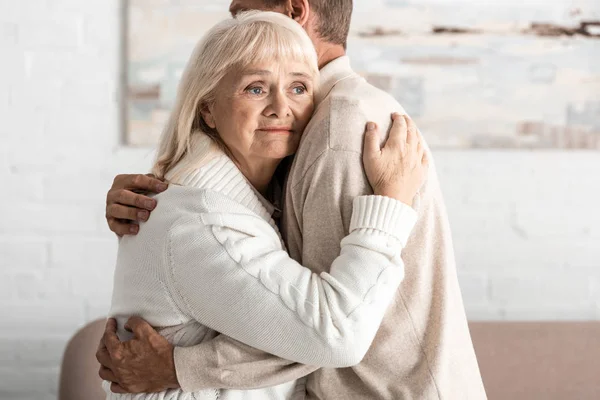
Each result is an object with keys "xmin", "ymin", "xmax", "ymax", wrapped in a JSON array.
[{"xmin": 283, "ymin": 56, "xmax": 486, "ymax": 400}]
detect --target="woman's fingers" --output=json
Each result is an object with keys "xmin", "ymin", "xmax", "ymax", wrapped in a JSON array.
[
  {"xmin": 363, "ymin": 122, "xmax": 381, "ymax": 158},
  {"xmin": 366, "ymin": 113, "xmax": 422, "ymax": 163},
  {"xmin": 416, "ymin": 128, "xmax": 425, "ymax": 159},
  {"xmin": 398, "ymin": 115, "xmax": 408, "ymax": 146},
  {"xmin": 405, "ymin": 116, "xmax": 417, "ymax": 146},
  {"xmin": 385, "ymin": 113, "xmax": 407, "ymax": 150}
]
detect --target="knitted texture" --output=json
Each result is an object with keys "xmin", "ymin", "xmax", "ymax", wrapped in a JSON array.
[
  {"xmin": 106, "ymin": 152, "xmax": 416, "ymax": 399},
  {"xmin": 283, "ymin": 56, "xmax": 487, "ymax": 400}
]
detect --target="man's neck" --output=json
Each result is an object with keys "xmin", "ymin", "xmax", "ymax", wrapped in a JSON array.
[{"xmin": 316, "ymin": 44, "xmax": 346, "ymax": 70}]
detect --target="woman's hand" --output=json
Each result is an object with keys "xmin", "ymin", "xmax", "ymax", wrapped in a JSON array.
[{"xmin": 363, "ymin": 113, "xmax": 429, "ymax": 206}]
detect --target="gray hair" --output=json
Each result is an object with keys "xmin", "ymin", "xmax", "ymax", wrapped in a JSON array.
[{"xmin": 152, "ymin": 11, "xmax": 319, "ymax": 181}]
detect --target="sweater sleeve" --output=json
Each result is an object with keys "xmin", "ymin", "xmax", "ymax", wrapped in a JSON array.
[
  {"xmin": 165, "ymin": 193, "xmax": 416, "ymax": 368},
  {"xmin": 174, "ymin": 334, "xmax": 318, "ymax": 392},
  {"xmin": 286, "ymin": 96, "xmax": 420, "ymax": 291}
]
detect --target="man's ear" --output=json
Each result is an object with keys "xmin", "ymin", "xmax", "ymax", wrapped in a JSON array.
[
  {"xmin": 200, "ymin": 104, "xmax": 216, "ymax": 129},
  {"xmin": 288, "ymin": 0, "xmax": 310, "ymax": 27}
]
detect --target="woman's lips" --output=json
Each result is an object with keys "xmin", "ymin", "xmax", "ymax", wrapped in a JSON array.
[{"xmin": 258, "ymin": 127, "xmax": 294, "ymax": 134}]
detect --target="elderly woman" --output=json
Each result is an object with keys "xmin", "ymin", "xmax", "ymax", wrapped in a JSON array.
[{"xmin": 104, "ymin": 10, "xmax": 427, "ymax": 400}]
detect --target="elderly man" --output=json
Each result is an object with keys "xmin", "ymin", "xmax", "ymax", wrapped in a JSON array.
[{"xmin": 63, "ymin": 0, "xmax": 486, "ymax": 399}]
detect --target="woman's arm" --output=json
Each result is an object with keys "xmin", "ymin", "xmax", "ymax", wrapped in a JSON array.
[
  {"xmin": 166, "ymin": 193, "xmax": 416, "ymax": 368},
  {"xmin": 167, "ymin": 114, "xmax": 427, "ymax": 372}
]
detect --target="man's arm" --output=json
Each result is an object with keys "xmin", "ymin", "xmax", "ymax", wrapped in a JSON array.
[
  {"xmin": 174, "ymin": 334, "xmax": 319, "ymax": 391},
  {"xmin": 97, "ymin": 317, "xmax": 318, "ymax": 393}
]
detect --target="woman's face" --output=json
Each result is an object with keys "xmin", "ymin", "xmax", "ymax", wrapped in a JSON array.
[{"xmin": 201, "ymin": 59, "xmax": 315, "ymax": 165}]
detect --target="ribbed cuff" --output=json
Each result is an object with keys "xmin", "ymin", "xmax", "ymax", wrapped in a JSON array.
[{"xmin": 350, "ymin": 195, "xmax": 417, "ymax": 245}]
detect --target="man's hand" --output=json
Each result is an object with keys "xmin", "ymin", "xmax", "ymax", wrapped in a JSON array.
[
  {"xmin": 106, "ymin": 174, "xmax": 168, "ymax": 236},
  {"xmin": 96, "ymin": 317, "xmax": 180, "ymax": 394}
]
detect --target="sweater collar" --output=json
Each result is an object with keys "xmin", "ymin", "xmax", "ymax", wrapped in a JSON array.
[
  {"xmin": 165, "ymin": 152, "xmax": 276, "ymax": 223},
  {"xmin": 315, "ymin": 56, "xmax": 356, "ymax": 106}
]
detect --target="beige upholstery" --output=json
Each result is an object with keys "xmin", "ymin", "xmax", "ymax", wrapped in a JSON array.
[
  {"xmin": 59, "ymin": 318, "xmax": 106, "ymax": 400},
  {"xmin": 58, "ymin": 320, "xmax": 600, "ymax": 400},
  {"xmin": 470, "ymin": 321, "xmax": 600, "ymax": 400}
]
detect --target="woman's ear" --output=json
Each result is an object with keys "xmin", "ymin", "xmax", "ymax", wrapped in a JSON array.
[
  {"xmin": 200, "ymin": 104, "xmax": 216, "ymax": 129},
  {"xmin": 289, "ymin": 0, "xmax": 310, "ymax": 27}
]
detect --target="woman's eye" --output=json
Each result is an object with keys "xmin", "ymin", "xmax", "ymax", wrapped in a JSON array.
[
  {"xmin": 247, "ymin": 87, "xmax": 264, "ymax": 95},
  {"xmin": 292, "ymin": 86, "xmax": 306, "ymax": 95}
]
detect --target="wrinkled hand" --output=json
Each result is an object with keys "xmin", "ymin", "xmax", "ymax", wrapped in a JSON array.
[
  {"xmin": 106, "ymin": 174, "xmax": 168, "ymax": 236},
  {"xmin": 362, "ymin": 113, "xmax": 429, "ymax": 206},
  {"xmin": 96, "ymin": 317, "xmax": 179, "ymax": 394}
]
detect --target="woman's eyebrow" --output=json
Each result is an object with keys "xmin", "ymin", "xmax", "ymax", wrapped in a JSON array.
[
  {"xmin": 290, "ymin": 72, "xmax": 311, "ymax": 79},
  {"xmin": 239, "ymin": 71, "xmax": 311, "ymax": 80},
  {"xmin": 242, "ymin": 69, "xmax": 271, "ymax": 76}
]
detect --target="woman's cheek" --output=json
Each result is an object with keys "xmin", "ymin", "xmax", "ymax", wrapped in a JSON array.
[{"xmin": 299, "ymin": 100, "xmax": 314, "ymax": 123}]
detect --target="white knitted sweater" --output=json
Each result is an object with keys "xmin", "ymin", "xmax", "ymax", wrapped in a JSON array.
[{"xmin": 104, "ymin": 151, "xmax": 417, "ymax": 400}]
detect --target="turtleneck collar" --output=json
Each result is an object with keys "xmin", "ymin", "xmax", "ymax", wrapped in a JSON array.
[{"xmin": 315, "ymin": 56, "xmax": 356, "ymax": 106}]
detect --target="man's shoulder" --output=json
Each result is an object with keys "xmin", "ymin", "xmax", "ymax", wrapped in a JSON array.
[
  {"xmin": 299, "ymin": 76, "xmax": 405, "ymax": 148},
  {"xmin": 332, "ymin": 74, "xmax": 401, "ymax": 110},
  {"xmin": 288, "ymin": 76, "xmax": 407, "ymax": 186},
  {"xmin": 326, "ymin": 76, "xmax": 407, "ymax": 152}
]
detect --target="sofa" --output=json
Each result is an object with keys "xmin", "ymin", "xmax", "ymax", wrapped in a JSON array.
[{"xmin": 59, "ymin": 320, "xmax": 600, "ymax": 400}]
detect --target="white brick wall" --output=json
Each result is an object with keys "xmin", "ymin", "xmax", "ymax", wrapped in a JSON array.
[
  {"xmin": 1, "ymin": 0, "xmax": 599, "ymax": 398},
  {"xmin": 436, "ymin": 151, "xmax": 600, "ymax": 321},
  {"xmin": 1, "ymin": 1, "xmax": 155, "ymax": 398}
]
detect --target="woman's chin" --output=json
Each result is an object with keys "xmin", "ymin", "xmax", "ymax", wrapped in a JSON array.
[{"xmin": 260, "ymin": 142, "xmax": 300, "ymax": 159}]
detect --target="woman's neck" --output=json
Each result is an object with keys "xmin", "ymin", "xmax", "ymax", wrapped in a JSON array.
[{"xmin": 233, "ymin": 156, "xmax": 281, "ymax": 196}]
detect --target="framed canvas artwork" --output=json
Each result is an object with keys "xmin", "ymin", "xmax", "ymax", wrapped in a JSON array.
[{"xmin": 125, "ymin": 0, "xmax": 600, "ymax": 149}]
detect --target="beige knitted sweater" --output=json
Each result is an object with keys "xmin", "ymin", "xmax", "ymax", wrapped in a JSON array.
[{"xmin": 174, "ymin": 56, "xmax": 487, "ymax": 400}]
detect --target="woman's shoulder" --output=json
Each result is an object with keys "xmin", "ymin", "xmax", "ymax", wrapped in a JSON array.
[
  {"xmin": 164, "ymin": 154, "xmax": 275, "ymax": 221},
  {"xmin": 153, "ymin": 184, "xmax": 257, "ymax": 217},
  {"xmin": 160, "ymin": 186, "xmax": 282, "ymax": 247}
]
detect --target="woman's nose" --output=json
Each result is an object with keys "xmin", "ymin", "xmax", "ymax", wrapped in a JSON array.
[{"xmin": 264, "ymin": 91, "xmax": 291, "ymax": 118}]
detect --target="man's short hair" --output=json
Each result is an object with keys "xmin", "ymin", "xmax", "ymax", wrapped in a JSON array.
[{"xmin": 268, "ymin": 0, "xmax": 353, "ymax": 48}]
